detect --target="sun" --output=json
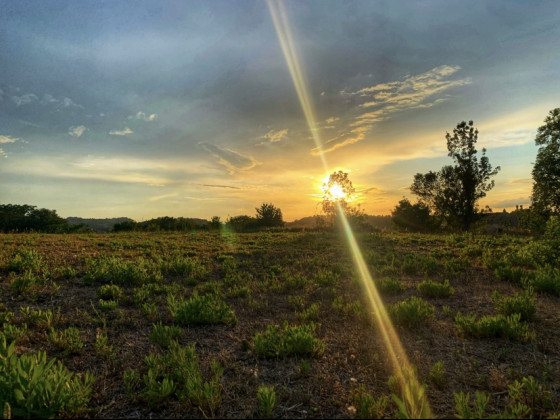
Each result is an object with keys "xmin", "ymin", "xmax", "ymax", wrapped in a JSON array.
[{"xmin": 320, "ymin": 172, "xmax": 354, "ymax": 203}]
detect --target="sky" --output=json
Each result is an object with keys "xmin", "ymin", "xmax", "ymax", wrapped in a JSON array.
[{"xmin": 1, "ymin": 1, "xmax": 559, "ymax": 221}]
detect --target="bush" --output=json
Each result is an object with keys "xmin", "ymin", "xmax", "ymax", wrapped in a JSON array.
[
  {"xmin": 48, "ymin": 327, "xmax": 84, "ymax": 354},
  {"xmin": 149, "ymin": 322, "xmax": 182, "ymax": 348},
  {"xmin": 454, "ymin": 312, "xmax": 534, "ymax": 341},
  {"xmin": 0, "ymin": 333, "xmax": 94, "ymax": 418},
  {"xmin": 417, "ymin": 279, "xmax": 454, "ymax": 298},
  {"xmin": 492, "ymin": 289, "xmax": 536, "ymax": 321},
  {"xmin": 392, "ymin": 198, "xmax": 437, "ymax": 232},
  {"xmin": 531, "ymin": 265, "xmax": 560, "ymax": 296},
  {"xmin": 253, "ymin": 322, "xmax": 324, "ymax": 358},
  {"xmin": 387, "ymin": 297, "xmax": 435, "ymax": 328},
  {"xmin": 351, "ymin": 385, "xmax": 388, "ymax": 418},
  {"xmin": 168, "ymin": 292, "xmax": 237, "ymax": 326},
  {"xmin": 96, "ymin": 284, "xmax": 123, "ymax": 300},
  {"xmin": 257, "ymin": 385, "xmax": 276, "ymax": 418}
]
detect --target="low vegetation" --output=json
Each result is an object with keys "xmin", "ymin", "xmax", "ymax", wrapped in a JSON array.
[{"xmin": 0, "ymin": 228, "xmax": 558, "ymax": 418}]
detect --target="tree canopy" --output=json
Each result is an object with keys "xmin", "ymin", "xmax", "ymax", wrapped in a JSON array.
[
  {"xmin": 532, "ymin": 108, "xmax": 560, "ymax": 214},
  {"xmin": 0, "ymin": 204, "xmax": 73, "ymax": 233},
  {"xmin": 410, "ymin": 121, "xmax": 500, "ymax": 230}
]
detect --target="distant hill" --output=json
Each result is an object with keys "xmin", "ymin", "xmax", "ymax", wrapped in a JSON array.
[
  {"xmin": 66, "ymin": 217, "xmax": 134, "ymax": 233},
  {"xmin": 286, "ymin": 214, "xmax": 393, "ymax": 231}
]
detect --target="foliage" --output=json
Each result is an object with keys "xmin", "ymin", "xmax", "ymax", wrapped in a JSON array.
[
  {"xmin": 454, "ymin": 390, "xmax": 490, "ymax": 419},
  {"xmin": 84, "ymin": 256, "xmax": 162, "ymax": 286},
  {"xmin": 96, "ymin": 284, "xmax": 123, "ymax": 300},
  {"xmin": 531, "ymin": 264, "xmax": 560, "ymax": 296},
  {"xmin": 387, "ymin": 296, "xmax": 435, "ymax": 328},
  {"xmin": 454, "ymin": 312, "xmax": 534, "ymax": 341},
  {"xmin": 392, "ymin": 198, "xmax": 437, "ymax": 232},
  {"xmin": 257, "ymin": 385, "xmax": 276, "ymax": 418},
  {"xmin": 149, "ymin": 322, "xmax": 182, "ymax": 348},
  {"xmin": 253, "ymin": 322, "xmax": 324, "ymax": 358},
  {"xmin": 532, "ymin": 108, "xmax": 560, "ymax": 214},
  {"xmin": 167, "ymin": 292, "xmax": 237, "ymax": 326},
  {"xmin": 0, "ymin": 204, "xmax": 74, "ymax": 233},
  {"xmin": 492, "ymin": 289, "xmax": 536, "ymax": 321},
  {"xmin": 411, "ymin": 121, "xmax": 500, "ymax": 230},
  {"xmin": 48, "ymin": 327, "xmax": 84, "ymax": 354},
  {"xmin": 225, "ymin": 215, "xmax": 259, "ymax": 232},
  {"xmin": 417, "ymin": 279, "xmax": 454, "ymax": 298},
  {"xmin": 255, "ymin": 203, "xmax": 284, "ymax": 228},
  {"xmin": 321, "ymin": 170, "xmax": 356, "ymax": 217},
  {"xmin": 429, "ymin": 361, "xmax": 446, "ymax": 389},
  {"xmin": 351, "ymin": 385, "xmax": 388, "ymax": 419},
  {"xmin": 0, "ymin": 333, "xmax": 94, "ymax": 418}
]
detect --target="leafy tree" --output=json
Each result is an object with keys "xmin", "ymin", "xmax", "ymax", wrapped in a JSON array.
[
  {"xmin": 532, "ymin": 108, "xmax": 560, "ymax": 215},
  {"xmin": 411, "ymin": 121, "xmax": 500, "ymax": 230},
  {"xmin": 225, "ymin": 215, "xmax": 258, "ymax": 232},
  {"xmin": 0, "ymin": 204, "xmax": 69, "ymax": 233},
  {"xmin": 392, "ymin": 198, "xmax": 436, "ymax": 232},
  {"xmin": 208, "ymin": 216, "xmax": 222, "ymax": 230},
  {"xmin": 255, "ymin": 203, "xmax": 284, "ymax": 228},
  {"xmin": 321, "ymin": 171, "xmax": 356, "ymax": 217}
]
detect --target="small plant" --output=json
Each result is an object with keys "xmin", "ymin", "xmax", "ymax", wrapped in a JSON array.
[
  {"xmin": 454, "ymin": 312, "xmax": 534, "ymax": 342},
  {"xmin": 0, "ymin": 333, "xmax": 94, "ymax": 418},
  {"xmin": 98, "ymin": 299, "xmax": 118, "ymax": 312},
  {"xmin": 429, "ymin": 361, "xmax": 446, "ymax": 388},
  {"xmin": 492, "ymin": 289, "xmax": 536, "ymax": 321},
  {"xmin": 95, "ymin": 328, "xmax": 117, "ymax": 361},
  {"xmin": 10, "ymin": 270, "xmax": 45, "ymax": 296},
  {"xmin": 2, "ymin": 322, "xmax": 28, "ymax": 344},
  {"xmin": 417, "ymin": 279, "xmax": 454, "ymax": 298},
  {"xmin": 20, "ymin": 306, "xmax": 60, "ymax": 330},
  {"xmin": 168, "ymin": 292, "xmax": 237, "ymax": 326},
  {"xmin": 257, "ymin": 385, "xmax": 276, "ymax": 418},
  {"xmin": 531, "ymin": 265, "xmax": 560, "ymax": 296},
  {"xmin": 387, "ymin": 296, "xmax": 435, "ymax": 328},
  {"xmin": 149, "ymin": 322, "xmax": 182, "ymax": 348},
  {"xmin": 391, "ymin": 366, "xmax": 432, "ymax": 419},
  {"xmin": 96, "ymin": 284, "xmax": 123, "ymax": 300},
  {"xmin": 351, "ymin": 385, "xmax": 388, "ymax": 419},
  {"xmin": 123, "ymin": 369, "xmax": 141, "ymax": 399},
  {"xmin": 48, "ymin": 327, "xmax": 84, "ymax": 354},
  {"xmin": 142, "ymin": 302, "xmax": 159, "ymax": 320},
  {"xmin": 454, "ymin": 390, "xmax": 490, "ymax": 419},
  {"xmin": 298, "ymin": 359, "xmax": 311, "ymax": 377},
  {"xmin": 253, "ymin": 322, "xmax": 325, "ymax": 358},
  {"xmin": 295, "ymin": 303, "xmax": 320, "ymax": 322},
  {"xmin": 377, "ymin": 277, "xmax": 404, "ymax": 295},
  {"xmin": 5, "ymin": 249, "xmax": 44, "ymax": 274}
]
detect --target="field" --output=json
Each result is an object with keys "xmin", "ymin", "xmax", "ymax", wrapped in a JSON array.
[{"xmin": 1, "ymin": 229, "xmax": 559, "ymax": 418}]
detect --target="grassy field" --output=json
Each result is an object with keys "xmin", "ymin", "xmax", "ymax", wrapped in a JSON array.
[{"xmin": 0, "ymin": 229, "xmax": 559, "ymax": 418}]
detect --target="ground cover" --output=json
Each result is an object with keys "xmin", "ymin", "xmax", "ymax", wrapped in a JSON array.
[{"xmin": 0, "ymin": 229, "xmax": 558, "ymax": 418}]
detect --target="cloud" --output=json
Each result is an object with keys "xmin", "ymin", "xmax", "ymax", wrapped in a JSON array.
[
  {"xmin": 0, "ymin": 135, "xmax": 19, "ymax": 144},
  {"xmin": 203, "ymin": 184, "xmax": 241, "ymax": 189},
  {"xmin": 129, "ymin": 111, "xmax": 158, "ymax": 122},
  {"xmin": 12, "ymin": 93, "xmax": 39, "ymax": 107},
  {"xmin": 325, "ymin": 117, "xmax": 339, "ymax": 124},
  {"xmin": 258, "ymin": 128, "xmax": 288, "ymax": 145},
  {"xmin": 199, "ymin": 143, "xmax": 259, "ymax": 174},
  {"xmin": 109, "ymin": 127, "xmax": 134, "ymax": 136},
  {"xmin": 0, "ymin": 148, "xmax": 6, "ymax": 158},
  {"xmin": 506, "ymin": 178, "xmax": 532, "ymax": 185},
  {"xmin": 68, "ymin": 125, "xmax": 87, "ymax": 138},
  {"xmin": 148, "ymin": 192, "xmax": 179, "ymax": 202},
  {"xmin": 315, "ymin": 65, "xmax": 471, "ymax": 156}
]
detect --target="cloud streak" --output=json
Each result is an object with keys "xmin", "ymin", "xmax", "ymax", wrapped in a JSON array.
[
  {"xmin": 109, "ymin": 127, "xmax": 134, "ymax": 136},
  {"xmin": 68, "ymin": 125, "xmax": 87, "ymax": 138},
  {"xmin": 199, "ymin": 143, "xmax": 259, "ymax": 174},
  {"xmin": 129, "ymin": 111, "xmax": 158, "ymax": 122},
  {"xmin": 258, "ymin": 128, "xmax": 288, "ymax": 145},
  {"xmin": 0, "ymin": 135, "xmax": 19, "ymax": 144},
  {"xmin": 315, "ymin": 65, "xmax": 471, "ymax": 155}
]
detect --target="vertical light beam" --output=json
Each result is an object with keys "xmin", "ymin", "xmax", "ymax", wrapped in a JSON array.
[{"xmin": 267, "ymin": 1, "xmax": 431, "ymax": 416}]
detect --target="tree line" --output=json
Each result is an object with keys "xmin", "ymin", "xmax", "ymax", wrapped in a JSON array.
[{"xmin": 391, "ymin": 108, "xmax": 560, "ymax": 233}]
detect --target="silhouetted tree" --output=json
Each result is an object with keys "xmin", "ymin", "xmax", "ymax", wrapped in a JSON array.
[
  {"xmin": 392, "ymin": 198, "xmax": 436, "ymax": 232},
  {"xmin": 532, "ymin": 108, "xmax": 560, "ymax": 215},
  {"xmin": 208, "ymin": 216, "xmax": 222, "ymax": 230},
  {"xmin": 255, "ymin": 203, "xmax": 284, "ymax": 228},
  {"xmin": 0, "ymin": 204, "xmax": 69, "ymax": 232},
  {"xmin": 321, "ymin": 171, "xmax": 356, "ymax": 217},
  {"xmin": 411, "ymin": 121, "xmax": 500, "ymax": 230},
  {"xmin": 225, "ymin": 215, "xmax": 259, "ymax": 232}
]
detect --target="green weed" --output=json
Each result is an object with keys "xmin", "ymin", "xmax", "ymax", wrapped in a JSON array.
[
  {"xmin": 257, "ymin": 385, "xmax": 276, "ymax": 418},
  {"xmin": 96, "ymin": 284, "xmax": 123, "ymax": 300},
  {"xmin": 253, "ymin": 322, "xmax": 324, "ymax": 358},
  {"xmin": 48, "ymin": 327, "xmax": 84, "ymax": 354},
  {"xmin": 417, "ymin": 279, "xmax": 454, "ymax": 298},
  {"xmin": 492, "ymin": 289, "xmax": 536, "ymax": 321},
  {"xmin": 351, "ymin": 385, "xmax": 388, "ymax": 419},
  {"xmin": 454, "ymin": 312, "xmax": 534, "ymax": 342},
  {"xmin": 429, "ymin": 361, "xmax": 446, "ymax": 388},
  {"xmin": 149, "ymin": 322, "xmax": 182, "ymax": 348},
  {"xmin": 388, "ymin": 296, "xmax": 435, "ymax": 328},
  {"xmin": 168, "ymin": 292, "xmax": 237, "ymax": 326}
]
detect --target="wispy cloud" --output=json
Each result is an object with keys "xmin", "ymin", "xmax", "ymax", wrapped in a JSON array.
[
  {"xmin": 0, "ymin": 135, "xmax": 19, "ymax": 144},
  {"xmin": 68, "ymin": 125, "xmax": 87, "ymax": 138},
  {"xmin": 199, "ymin": 143, "xmax": 259, "ymax": 174},
  {"xmin": 148, "ymin": 192, "xmax": 178, "ymax": 202},
  {"xmin": 257, "ymin": 128, "xmax": 288, "ymax": 145},
  {"xmin": 109, "ymin": 127, "xmax": 134, "ymax": 136},
  {"xmin": 315, "ymin": 65, "xmax": 471, "ymax": 156},
  {"xmin": 0, "ymin": 148, "xmax": 6, "ymax": 158},
  {"xmin": 129, "ymin": 111, "xmax": 158, "ymax": 122},
  {"xmin": 203, "ymin": 184, "xmax": 241, "ymax": 189}
]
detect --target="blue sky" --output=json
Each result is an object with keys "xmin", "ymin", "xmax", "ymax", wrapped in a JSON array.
[{"xmin": 1, "ymin": 1, "xmax": 558, "ymax": 220}]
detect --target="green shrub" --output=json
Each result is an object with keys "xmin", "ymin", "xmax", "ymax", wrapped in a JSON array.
[
  {"xmin": 351, "ymin": 385, "xmax": 388, "ymax": 419},
  {"xmin": 257, "ymin": 385, "xmax": 276, "ymax": 418},
  {"xmin": 295, "ymin": 303, "xmax": 320, "ymax": 322},
  {"xmin": 0, "ymin": 334, "xmax": 94, "ymax": 418},
  {"xmin": 253, "ymin": 322, "xmax": 324, "ymax": 358},
  {"xmin": 387, "ymin": 297, "xmax": 435, "ymax": 328},
  {"xmin": 48, "ymin": 327, "xmax": 84, "ymax": 354},
  {"xmin": 168, "ymin": 292, "xmax": 237, "ymax": 326},
  {"xmin": 98, "ymin": 299, "xmax": 118, "ymax": 312},
  {"xmin": 2, "ymin": 323, "xmax": 28, "ymax": 344},
  {"xmin": 429, "ymin": 361, "xmax": 446, "ymax": 388},
  {"xmin": 454, "ymin": 312, "xmax": 534, "ymax": 342},
  {"xmin": 5, "ymin": 249, "xmax": 44, "ymax": 274},
  {"xmin": 96, "ymin": 284, "xmax": 123, "ymax": 300},
  {"xmin": 531, "ymin": 265, "xmax": 560, "ymax": 296},
  {"xmin": 84, "ymin": 256, "xmax": 162, "ymax": 286},
  {"xmin": 20, "ymin": 306, "xmax": 60, "ymax": 330},
  {"xmin": 377, "ymin": 277, "xmax": 404, "ymax": 295},
  {"xmin": 494, "ymin": 266, "xmax": 526, "ymax": 285},
  {"xmin": 417, "ymin": 279, "xmax": 454, "ymax": 298},
  {"xmin": 149, "ymin": 322, "xmax": 182, "ymax": 348},
  {"xmin": 10, "ymin": 271, "xmax": 45, "ymax": 295},
  {"xmin": 492, "ymin": 289, "xmax": 536, "ymax": 321},
  {"xmin": 454, "ymin": 390, "xmax": 490, "ymax": 419}
]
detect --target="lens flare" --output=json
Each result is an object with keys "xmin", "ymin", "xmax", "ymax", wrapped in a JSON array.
[{"xmin": 267, "ymin": 1, "xmax": 431, "ymax": 416}]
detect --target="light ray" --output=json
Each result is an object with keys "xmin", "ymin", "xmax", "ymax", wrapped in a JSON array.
[{"xmin": 267, "ymin": 1, "xmax": 431, "ymax": 416}]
